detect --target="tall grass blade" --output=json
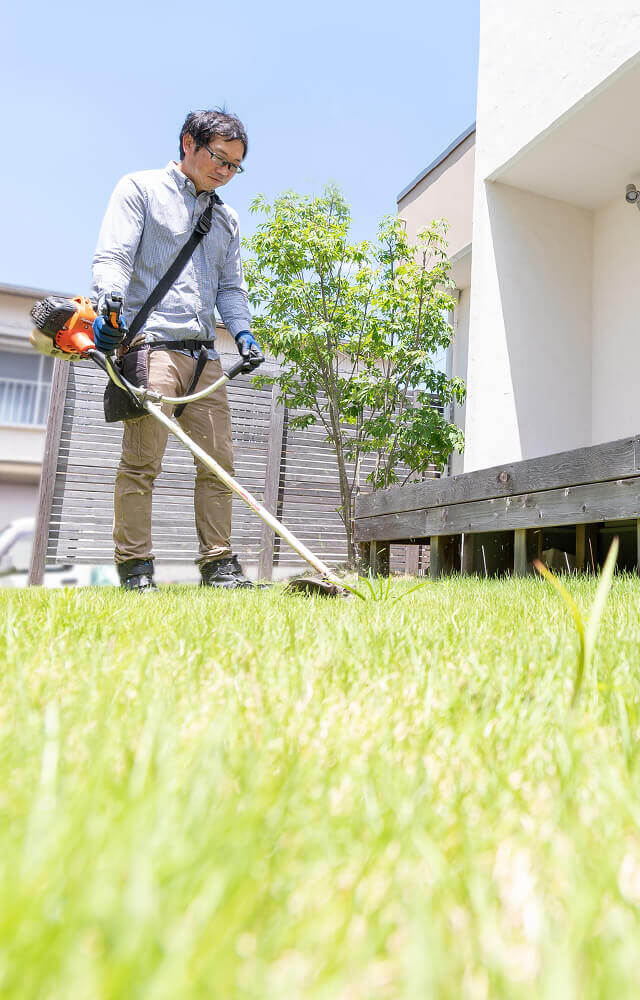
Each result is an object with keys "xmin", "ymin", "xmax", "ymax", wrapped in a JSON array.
[
  {"xmin": 533, "ymin": 558, "xmax": 586, "ymax": 655},
  {"xmin": 392, "ymin": 581, "xmax": 430, "ymax": 603},
  {"xmin": 581, "ymin": 536, "xmax": 618, "ymax": 705},
  {"xmin": 534, "ymin": 537, "xmax": 618, "ymax": 707}
]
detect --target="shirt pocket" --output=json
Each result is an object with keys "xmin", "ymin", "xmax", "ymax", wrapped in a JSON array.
[
  {"xmin": 204, "ymin": 227, "xmax": 233, "ymax": 276},
  {"xmin": 147, "ymin": 189, "xmax": 192, "ymax": 240}
]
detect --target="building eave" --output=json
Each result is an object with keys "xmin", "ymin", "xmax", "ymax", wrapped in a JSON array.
[{"xmin": 397, "ymin": 122, "xmax": 476, "ymax": 204}]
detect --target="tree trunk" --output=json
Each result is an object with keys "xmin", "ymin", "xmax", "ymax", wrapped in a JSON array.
[{"xmin": 326, "ymin": 395, "xmax": 356, "ymax": 568}]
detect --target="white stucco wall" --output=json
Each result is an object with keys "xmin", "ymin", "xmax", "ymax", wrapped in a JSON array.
[
  {"xmin": 464, "ymin": 183, "xmax": 592, "ymax": 470},
  {"xmin": 0, "ymin": 291, "xmax": 35, "ymax": 343},
  {"xmin": 592, "ymin": 188, "xmax": 640, "ymax": 442},
  {"xmin": 478, "ymin": 2, "xmax": 640, "ymax": 184},
  {"xmin": 0, "ymin": 426, "xmax": 44, "ymax": 466}
]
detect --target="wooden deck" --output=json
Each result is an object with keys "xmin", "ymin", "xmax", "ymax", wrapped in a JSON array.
[{"xmin": 354, "ymin": 437, "xmax": 640, "ymax": 576}]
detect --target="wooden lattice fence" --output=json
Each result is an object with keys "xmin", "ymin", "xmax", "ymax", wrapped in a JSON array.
[{"xmin": 30, "ymin": 335, "xmax": 436, "ymax": 582}]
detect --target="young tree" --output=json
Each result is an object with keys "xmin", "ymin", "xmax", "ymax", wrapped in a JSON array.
[{"xmin": 244, "ymin": 186, "xmax": 466, "ymax": 568}]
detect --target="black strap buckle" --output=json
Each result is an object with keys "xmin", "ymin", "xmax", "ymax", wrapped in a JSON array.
[
  {"xmin": 195, "ymin": 212, "xmax": 212, "ymax": 236},
  {"xmin": 195, "ymin": 194, "xmax": 216, "ymax": 235}
]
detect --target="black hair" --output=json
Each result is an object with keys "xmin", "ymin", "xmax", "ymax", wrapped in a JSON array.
[{"xmin": 179, "ymin": 109, "xmax": 248, "ymax": 160}]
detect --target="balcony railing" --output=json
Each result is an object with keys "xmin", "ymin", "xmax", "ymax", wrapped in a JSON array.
[{"xmin": 0, "ymin": 378, "xmax": 51, "ymax": 427}]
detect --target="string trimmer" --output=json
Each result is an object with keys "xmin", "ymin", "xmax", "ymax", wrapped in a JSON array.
[{"xmin": 30, "ymin": 294, "xmax": 363, "ymax": 598}]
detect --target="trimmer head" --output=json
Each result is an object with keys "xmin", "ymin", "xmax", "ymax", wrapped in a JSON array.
[{"xmin": 284, "ymin": 576, "xmax": 349, "ymax": 598}]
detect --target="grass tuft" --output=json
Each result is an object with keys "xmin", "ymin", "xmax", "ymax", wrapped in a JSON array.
[{"xmin": 534, "ymin": 538, "xmax": 619, "ymax": 706}]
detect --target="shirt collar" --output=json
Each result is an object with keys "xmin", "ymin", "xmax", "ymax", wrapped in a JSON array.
[{"xmin": 166, "ymin": 161, "xmax": 222, "ymax": 203}]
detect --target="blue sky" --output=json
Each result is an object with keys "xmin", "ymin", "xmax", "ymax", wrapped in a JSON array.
[{"xmin": 1, "ymin": 0, "xmax": 478, "ymax": 296}]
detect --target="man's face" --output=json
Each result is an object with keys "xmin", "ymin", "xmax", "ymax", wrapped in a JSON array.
[{"xmin": 180, "ymin": 134, "xmax": 245, "ymax": 194}]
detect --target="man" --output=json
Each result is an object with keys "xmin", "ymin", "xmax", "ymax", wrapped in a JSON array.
[{"xmin": 92, "ymin": 109, "xmax": 262, "ymax": 591}]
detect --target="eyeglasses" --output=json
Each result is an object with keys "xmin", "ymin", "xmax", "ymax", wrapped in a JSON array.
[{"xmin": 201, "ymin": 146, "xmax": 244, "ymax": 174}]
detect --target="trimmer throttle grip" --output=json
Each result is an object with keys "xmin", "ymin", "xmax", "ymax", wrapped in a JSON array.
[
  {"xmin": 227, "ymin": 355, "xmax": 264, "ymax": 380},
  {"xmin": 103, "ymin": 292, "xmax": 124, "ymax": 330}
]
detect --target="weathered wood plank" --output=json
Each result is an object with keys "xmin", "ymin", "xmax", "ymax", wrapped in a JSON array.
[
  {"xmin": 29, "ymin": 360, "xmax": 70, "ymax": 585},
  {"xmin": 258, "ymin": 387, "xmax": 286, "ymax": 580},
  {"xmin": 404, "ymin": 546, "xmax": 420, "ymax": 575},
  {"xmin": 355, "ymin": 477, "xmax": 640, "ymax": 542},
  {"xmin": 355, "ymin": 437, "xmax": 640, "ymax": 519}
]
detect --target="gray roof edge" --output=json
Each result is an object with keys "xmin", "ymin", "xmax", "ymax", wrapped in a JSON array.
[
  {"xmin": 397, "ymin": 122, "xmax": 476, "ymax": 204},
  {"xmin": 0, "ymin": 281, "xmax": 73, "ymax": 300}
]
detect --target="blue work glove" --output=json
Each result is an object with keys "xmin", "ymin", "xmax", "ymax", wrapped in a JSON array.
[
  {"xmin": 93, "ymin": 315, "xmax": 126, "ymax": 354},
  {"xmin": 234, "ymin": 330, "xmax": 264, "ymax": 369}
]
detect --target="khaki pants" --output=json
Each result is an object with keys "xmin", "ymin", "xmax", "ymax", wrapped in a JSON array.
[{"xmin": 113, "ymin": 350, "xmax": 234, "ymax": 566}]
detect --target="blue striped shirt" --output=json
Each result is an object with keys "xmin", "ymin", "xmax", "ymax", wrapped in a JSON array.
[{"xmin": 92, "ymin": 161, "xmax": 251, "ymax": 357}]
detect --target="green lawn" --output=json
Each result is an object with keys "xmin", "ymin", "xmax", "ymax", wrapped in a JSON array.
[{"xmin": 2, "ymin": 575, "xmax": 640, "ymax": 998}]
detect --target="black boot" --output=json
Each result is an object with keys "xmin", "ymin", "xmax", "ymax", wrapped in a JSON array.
[
  {"xmin": 200, "ymin": 554, "xmax": 253, "ymax": 589},
  {"xmin": 117, "ymin": 558, "xmax": 157, "ymax": 592}
]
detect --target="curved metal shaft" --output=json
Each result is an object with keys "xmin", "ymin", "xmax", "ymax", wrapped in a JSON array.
[{"xmin": 97, "ymin": 351, "xmax": 230, "ymax": 406}]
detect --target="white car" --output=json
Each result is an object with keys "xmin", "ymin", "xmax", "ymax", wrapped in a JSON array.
[{"xmin": 0, "ymin": 517, "xmax": 118, "ymax": 588}]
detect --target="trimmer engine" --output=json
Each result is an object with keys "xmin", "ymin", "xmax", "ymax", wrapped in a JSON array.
[{"xmin": 30, "ymin": 295, "xmax": 97, "ymax": 355}]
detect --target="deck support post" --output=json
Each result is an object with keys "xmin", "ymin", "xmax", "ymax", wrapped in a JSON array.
[
  {"xmin": 514, "ymin": 529, "xmax": 528, "ymax": 576},
  {"xmin": 461, "ymin": 534, "xmax": 475, "ymax": 574},
  {"xmin": 430, "ymin": 534, "xmax": 457, "ymax": 579},
  {"xmin": 372, "ymin": 541, "xmax": 390, "ymax": 576},
  {"xmin": 535, "ymin": 529, "xmax": 543, "ymax": 562},
  {"xmin": 358, "ymin": 543, "xmax": 369, "ymax": 575},
  {"xmin": 359, "ymin": 541, "xmax": 390, "ymax": 577},
  {"xmin": 576, "ymin": 524, "xmax": 598, "ymax": 573}
]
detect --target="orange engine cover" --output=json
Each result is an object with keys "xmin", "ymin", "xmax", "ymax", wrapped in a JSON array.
[{"xmin": 55, "ymin": 296, "xmax": 97, "ymax": 354}]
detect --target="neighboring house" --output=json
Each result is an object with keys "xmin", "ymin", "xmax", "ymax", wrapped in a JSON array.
[
  {"xmin": 397, "ymin": 123, "xmax": 475, "ymax": 477},
  {"xmin": 0, "ymin": 283, "xmax": 57, "ymax": 528}
]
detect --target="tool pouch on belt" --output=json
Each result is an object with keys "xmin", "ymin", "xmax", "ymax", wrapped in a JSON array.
[
  {"xmin": 102, "ymin": 192, "xmax": 217, "ymax": 424},
  {"xmin": 103, "ymin": 347, "xmax": 149, "ymax": 423}
]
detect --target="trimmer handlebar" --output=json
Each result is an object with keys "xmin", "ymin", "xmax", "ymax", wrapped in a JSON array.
[
  {"xmin": 90, "ymin": 349, "xmax": 265, "ymax": 410},
  {"xmin": 227, "ymin": 354, "xmax": 264, "ymax": 380}
]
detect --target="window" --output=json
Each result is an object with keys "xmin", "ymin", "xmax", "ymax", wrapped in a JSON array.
[{"xmin": 0, "ymin": 349, "xmax": 53, "ymax": 426}]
